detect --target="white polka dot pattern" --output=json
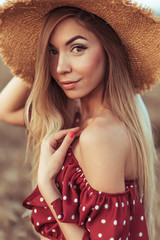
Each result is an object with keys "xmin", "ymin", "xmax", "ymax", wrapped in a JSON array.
[
  {"xmin": 71, "ymin": 215, "xmax": 75, "ymax": 220},
  {"xmin": 82, "ymin": 206, "xmax": 85, "ymax": 211},
  {"xmin": 123, "ymin": 220, "xmax": 126, "ymax": 225},
  {"xmin": 104, "ymin": 204, "xmax": 108, "ymax": 209},
  {"xmin": 113, "ymin": 220, "xmax": 117, "ymax": 225},
  {"xmin": 101, "ymin": 219, "xmax": 106, "ymax": 224},
  {"xmin": 63, "ymin": 196, "xmax": 67, "ymax": 200},
  {"xmin": 95, "ymin": 205, "xmax": 99, "ymax": 210},
  {"xmin": 98, "ymin": 233, "xmax": 102, "ymax": 238},
  {"xmin": 23, "ymin": 148, "xmax": 149, "ymax": 239},
  {"xmin": 61, "ymin": 166, "xmax": 64, "ymax": 170},
  {"xmin": 115, "ymin": 202, "xmax": 119, "ymax": 207}
]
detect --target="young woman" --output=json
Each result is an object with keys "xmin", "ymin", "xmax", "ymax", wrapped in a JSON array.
[{"xmin": 0, "ymin": 1, "xmax": 159, "ymax": 240}]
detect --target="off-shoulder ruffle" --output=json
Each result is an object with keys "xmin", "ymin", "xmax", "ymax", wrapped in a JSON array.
[{"xmin": 23, "ymin": 146, "xmax": 149, "ymax": 240}]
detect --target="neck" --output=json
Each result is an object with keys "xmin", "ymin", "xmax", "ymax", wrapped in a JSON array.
[{"xmin": 78, "ymin": 88, "xmax": 110, "ymax": 123}]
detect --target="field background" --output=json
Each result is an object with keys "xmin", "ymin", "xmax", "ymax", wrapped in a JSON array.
[{"xmin": 0, "ymin": 57, "xmax": 160, "ymax": 239}]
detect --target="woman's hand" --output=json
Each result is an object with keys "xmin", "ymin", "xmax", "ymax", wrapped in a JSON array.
[
  {"xmin": 37, "ymin": 127, "xmax": 86, "ymax": 240},
  {"xmin": 37, "ymin": 126, "xmax": 81, "ymax": 190}
]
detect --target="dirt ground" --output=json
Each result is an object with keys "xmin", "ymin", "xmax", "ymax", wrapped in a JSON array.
[{"xmin": 0, "ymin": 57, "xmax": 160, "ymax": 240}]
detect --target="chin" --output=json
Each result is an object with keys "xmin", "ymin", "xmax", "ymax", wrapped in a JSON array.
[
  {"xmin": 65, "ymin": 94, "xmax": 81, "ymax": 100},
  {"xmin": 64, "ymin": 91, "xmax": 86, "ymax": 99}
]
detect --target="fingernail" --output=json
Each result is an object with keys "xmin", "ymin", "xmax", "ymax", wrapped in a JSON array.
[{"xmin": 68, "ymin": 131, "xmax": 75, "ymax": 138}]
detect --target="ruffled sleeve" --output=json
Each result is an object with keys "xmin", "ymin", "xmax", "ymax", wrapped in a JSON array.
[
  {"xmin": 50, "ymin": 180, "xmax": 149, "ymax": 239},
  {"xmin": 23, "ymin": 186, "xmax": 65, "ymax": 239}
]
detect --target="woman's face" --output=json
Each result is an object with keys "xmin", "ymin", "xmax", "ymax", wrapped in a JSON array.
[{"xmin": 49, "ymin": 17, "xmax": 107, "ymax": 99}]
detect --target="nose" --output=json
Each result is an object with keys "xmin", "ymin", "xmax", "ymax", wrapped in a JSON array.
[{"xmin": 57, "ymin": 52, "xmax": 72, "ymax": 74}]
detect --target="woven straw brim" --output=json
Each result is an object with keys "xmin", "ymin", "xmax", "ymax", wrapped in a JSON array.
[{"xmin": 0, "ymin": 0, "xmax": 160, "ymax": 92}]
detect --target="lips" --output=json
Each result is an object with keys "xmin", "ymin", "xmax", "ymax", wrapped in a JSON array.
[
  {"xmin": 60, "ymin": 80, "xmax": 79, "ymax": 84},
  {"xmin": 60, "ymin": 80, "xmax": 80, "ymax": 90}
]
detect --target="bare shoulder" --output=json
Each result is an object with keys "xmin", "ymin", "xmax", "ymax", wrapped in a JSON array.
[{"xmin": 79, "ymin": 111, "xmax": 131, "ymax": 193}]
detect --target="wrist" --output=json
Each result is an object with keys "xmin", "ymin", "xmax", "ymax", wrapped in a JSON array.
[
  {"xmin": 37, "ymin": 172, "xmax": 56, "ymax": 188},
  {"xmin": 38, "ymin": 179, "xmax": 61, "ymax": 204}
]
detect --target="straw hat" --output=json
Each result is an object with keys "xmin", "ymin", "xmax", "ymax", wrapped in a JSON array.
[{"xmin": 0, "ymin": 0, "xmax": 160, "ymax": 92}]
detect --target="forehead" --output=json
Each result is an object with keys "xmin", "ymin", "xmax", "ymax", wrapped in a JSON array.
[{"xmin": 49, "ymin": 17, "xmax": 97, "ymax": 45}]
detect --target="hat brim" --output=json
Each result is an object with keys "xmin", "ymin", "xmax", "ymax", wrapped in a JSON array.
[{"xmin": 0, "ymin": 0, "xmax": 160, "ymax": 92}]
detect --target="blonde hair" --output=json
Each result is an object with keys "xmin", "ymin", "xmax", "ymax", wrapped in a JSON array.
[{"xmin": 25, "ymin": 7, "xmax": 158, "ymax": 239}]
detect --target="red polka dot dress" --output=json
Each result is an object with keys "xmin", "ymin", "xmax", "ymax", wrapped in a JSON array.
[{"xmin": 23, "ymin": 146, "xmax": 149, "ymax": 240}]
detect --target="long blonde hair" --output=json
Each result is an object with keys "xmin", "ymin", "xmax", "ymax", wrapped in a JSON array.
[{"xmin": 25, "ymin": 7, "xmax": 158, "ymax": 239}]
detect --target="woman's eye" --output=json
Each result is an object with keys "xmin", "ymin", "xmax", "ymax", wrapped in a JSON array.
[
  {"xmin": 49, "ymin": 48, "xmax": 58, "ymax": 55},
  {"xmin": 71, "ymin": 46, "xmax": 87, "ymax": 54}
]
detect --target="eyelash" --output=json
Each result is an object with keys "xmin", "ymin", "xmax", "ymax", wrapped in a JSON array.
[
  {"xmin": 71, "ymin": 45, "xmax": 88, "ymax": 53},
  {"xmin": 49, "ymin": 48, "xmax": 58, "ymax": 55},
  {"xmin": 49, "ymin": 45, "xmax": 88, "ymax": 56}
]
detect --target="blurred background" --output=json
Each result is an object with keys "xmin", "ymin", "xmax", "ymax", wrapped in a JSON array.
[
  {"xmin": 0, "ymin": 65, "xmax": 39, "ymax": 238},
  {"xmin": 0, "ymin": 0, "xmax": 160, "ymax": 240}
]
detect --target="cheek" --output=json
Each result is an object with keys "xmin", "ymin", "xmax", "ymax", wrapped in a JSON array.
[{"xmin": 77, "ymin": 49, "xmax": 106, "ymax": 76}]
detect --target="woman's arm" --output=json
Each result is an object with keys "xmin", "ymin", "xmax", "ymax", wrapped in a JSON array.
[
  {"xmin": 0, "ymin": 76, "xmax": 31, "ymax": 126},
  {"xmin": 41, "ymin": 183, "xmax": 86, "ymax": 240},
  {"xmin": 38, "ymin": 127, "xmax": 86, "ymax": 240}
]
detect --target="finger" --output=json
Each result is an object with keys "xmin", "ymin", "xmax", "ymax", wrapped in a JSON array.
[
  {"xmin": 55, "ymin": 126, "xmax": 80, "ymax": 138},
  {"xmin": 49, "ymin": 127, "xmax": 80, "ymax": 148},
  {"xmin": 75, "ymin": 129, "xmax": 83, "ymax": 137},
  {"xmin": 54, "ymin": 131, "xmax": 76, "ymax": 159}
]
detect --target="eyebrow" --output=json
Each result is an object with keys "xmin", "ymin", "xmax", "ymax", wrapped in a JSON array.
[
  {"xmin": 49, "ymin": 35, "xmax": 88, "ymax": 48},
  {"xmin": 65, "ymin": 35, "xmax": 88, "ymax": 45}
]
